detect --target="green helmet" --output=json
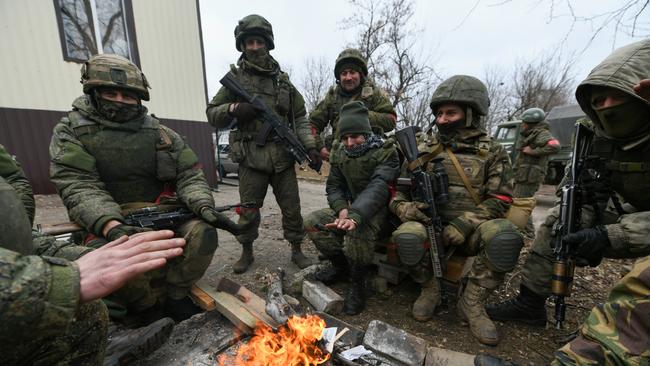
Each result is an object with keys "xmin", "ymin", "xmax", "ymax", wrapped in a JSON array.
[
  {"xmin": 521, "ymin": 107, "xmax": 545, "ymax": 123},
  {"xmin": 234, "ymin": 14, "xmax": 275, "ymax": 51},
  {"xmin": 429, "ymin": 75, "xmax": 489, "ymax": 116},
  {"xmin": 334, "ymin": 48, "xmax": 368, "ymax": 80},
  {"xmin": 81, "ymin": 54, "xmax": 150, "ymax": 101}
]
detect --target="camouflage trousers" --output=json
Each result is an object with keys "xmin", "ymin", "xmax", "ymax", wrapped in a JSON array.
[
  {"xmin": 552, "ymin": 255, "xmax": 650, "ymax": 366},
  {"xmin": 521, "ymin": 204, "xmax": 650, "ymax": 298},
  {"xmin": 392, "ymin": 218, "xmax": 523, "ymax": 289},
  {"xmin": 304, "ymin": 207, "xmax": 391, "ymax": 265},
  {"xmin": 236, "ymin": 165, "xmax": 305, "ymax": 246},
  {"xmin": 88, "ymin": 219, "xmax": 217, "ymax": 313},
  {"xmin": 2, "ymin": 299, "xmax": 108, "ymax": 366}
]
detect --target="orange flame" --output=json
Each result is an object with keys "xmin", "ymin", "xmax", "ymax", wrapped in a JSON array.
[{"xmin": 218, "ymin": 315, "xmax": 331, "ymax": 366}]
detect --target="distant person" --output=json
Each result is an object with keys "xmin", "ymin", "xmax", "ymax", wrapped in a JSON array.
[
  {"xmin": 309, "ymin": 48, "xmax": 396, "ymax": 161},
  {"xmin": 206, "ymin": 14, "xmax": 320, "ymax": 273},
  {"xmin": 304, "ymin": 101, "xmax": 399, "ymax": 315},
  {"xmin": 487, "ymin": 39, "xmax": 650, "ymax": 329},
  {"xmin": 49, "ymin": 54, "xmax": 234, "ymax": 322}
]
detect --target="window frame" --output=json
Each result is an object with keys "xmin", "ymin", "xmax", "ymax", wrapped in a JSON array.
[{"xmin": 53, "ymin": 0, "xmax": 140, "ymax": 67}]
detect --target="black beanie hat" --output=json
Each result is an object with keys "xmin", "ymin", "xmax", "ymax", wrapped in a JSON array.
[{"xmin": 338, "ymin": 101, "xmax": 372, "ymax": 138}]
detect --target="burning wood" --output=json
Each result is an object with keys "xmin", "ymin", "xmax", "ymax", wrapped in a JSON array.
[{"xmin": 217, "ymin": 315, "xmax": 330, "ymax": 366}]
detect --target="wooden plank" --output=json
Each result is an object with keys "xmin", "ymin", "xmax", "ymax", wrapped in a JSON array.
[
  {"xmin": 190, "ymin": 284, "xmax": 216, "ymax": 311},
  {"xmin": 216, "ymin": 277, "xmax": 280, "ymax": 328},
  {"xmin": 213, "ymin": 291, "xmax": 257, "ymax": 334}
]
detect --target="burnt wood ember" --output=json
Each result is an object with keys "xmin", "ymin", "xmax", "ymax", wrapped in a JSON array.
[{"xmin": 265, "ymin": 267, "xmax": 296, "ymax": 323}]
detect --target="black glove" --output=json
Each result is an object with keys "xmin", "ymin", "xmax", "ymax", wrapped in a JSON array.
[
  {"xmin": 200, "ymin": 207, "xmax": 244, "ymax": 235},
  {"xmin": 230, "ymin": 102, "xmax": 258, "ymax": 123},
  {"xmin": 106, "ymin": 224, "xmax": 151, "ymax": 241},
  {"xmin": 563, "ymin": 226, "xmax": 610, "ymax": 267},
  {"xmin": 308, "ymin": 148, "xmax": 323, "ymax": 172}
]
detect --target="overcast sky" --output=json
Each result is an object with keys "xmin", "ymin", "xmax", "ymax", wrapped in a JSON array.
[{"xmin": 199, "ymin": 0, "xmax": 642, "ymax": 98}]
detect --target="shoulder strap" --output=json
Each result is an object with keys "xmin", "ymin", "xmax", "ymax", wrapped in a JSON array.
[
  {"xmin": 156, "ymin": 125, "xmax": 173, "ymax": 151},
  {"xmin": 406, "ymin": 145, "xmax": 443, "ymax": 171},
  {"xmin": 446, "ymin": 148, "xmax": 482, "ymax": 205}
]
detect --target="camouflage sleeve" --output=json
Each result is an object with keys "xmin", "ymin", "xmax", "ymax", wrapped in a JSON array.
[
  {"xmin": 32, "ymin": 232, "xmax": 93, "ymax": 261},
  {"xmin": 0, "ymin": 247, "xmax": 81, "ymax": 339},
  {"xmin": 348, "ymin": 146, "xmax": 400, "ymax": 225},
  {"xmin": 451, "ymin": 142, "xmax": 513, "ymax": 237},
  {"xmin": 0, "ymin": 144, "xmax": 35, "ymax": 225},
  {"xmin": 605, "ymin": 211, "xmax": 650, "ymax": 253},
  {"xmin": 326, "ymin": 150, "xmax": 350, "ymax": 214},
  {"xmin": 164, "ymin": 126, "xmax": 215, "ymax": 215},
  {"xmin": 367, "ymin": 89, "xmax": 397, "ymax": 134},
  {"xmin": 528, "ymin": 129, "xmax": 560, "ymax": 156},
  {"xmin": 309, "ymin": 89, "xmax": 335, "ymax": 150},
  {"xmin": 552, "ymin": 255, "xmax": 650, "ymax": 366},
  {"xmin": 288, "ymin": 84, "xmax": 316, "ymax": 150},
  {"xmin": 49, "ymin": 120, "xmax": 123, "ymax": 236},
  {"xmin": 206, "ymin": 86, "xmax": 237, "ymax": 129}
]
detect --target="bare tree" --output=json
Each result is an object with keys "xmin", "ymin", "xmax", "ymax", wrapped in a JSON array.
[
  {"xmin": 342, "ymin": 0, "xmax": 438, "ymax": 128},
  {"xmin": 483, "ymin": 65, "xmax": 510, "ymax": 134},
  {"xmin": 299, "ymin": 56, "xmax": 331, "ymax": 111}
]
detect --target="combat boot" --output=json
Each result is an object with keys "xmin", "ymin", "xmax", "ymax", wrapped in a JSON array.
[
  {"xmin": 343, "ymin": 263, "xmax": 367, "ymax": 315},
  {"xmin": 315, "ymin": 253, "xmax": 349, "ymax": 284},
  {"xmin": 290, "ymin": 240, "xmax": 313, "ymax": 269},
  {"xmin": 485, "ymin": 285, "xmax": 547, "ymax": 326},
  {"xmin": 104, "ymin": 317, "xmax": 174, "ymax": 366},
  {"xmin": 164, "ymin": 296, "xmax": 203, "ymax": 322},
  {"xmin": 412, "ymin": 277, "xmax": 442, "ymax": 321},
  {"xmin": 233, "ymin": 241, "xmax": 254, "ymax": 274},
  {"xmin": 457, "ymin": 281, "xmax": 500, "ymax": 346}
]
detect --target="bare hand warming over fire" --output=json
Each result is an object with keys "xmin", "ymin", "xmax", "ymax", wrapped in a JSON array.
[
  {"xmin": 325, "ymin": 208, "xmax": 357, "ymax": 231},
  {"xmin": 76, "ymin": 230, "xmax": 185, "ymax": 303}
]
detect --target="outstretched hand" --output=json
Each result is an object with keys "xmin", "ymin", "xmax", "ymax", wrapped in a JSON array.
[{"xmin": 76, "ymin": 230, "xmax": 185, "ymax": 303}]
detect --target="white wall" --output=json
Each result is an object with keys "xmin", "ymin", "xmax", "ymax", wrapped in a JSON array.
[{"xmin": 0, "ymin": 0, "xmax": 208, "ymax": 122}]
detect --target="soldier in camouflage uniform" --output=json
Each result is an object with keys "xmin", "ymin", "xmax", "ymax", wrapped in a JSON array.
[
  {"xmin": 304, "ymin": 101, "xmax": 399, "ymax": 315},
  {"xmin": 487, "ymin": 39, "xmax": 650, "ymax": 329},
  {"xmin": 49, "ymin": 54, "xmax": 227, "ymax": 322},
  {"xmin": 512, "ymin": 107, "xmax": 560, "ymax": 237},
  {"xmin": 206, "ymin": 14, "xmax": 320, "ymax": 273},
  {"xmin": 0, "ymin": 170, "xmax": 184, "ymax": 365},
  {"xmin": 0, "ymin": 144, "xmax": 35, "ymax": 225},
  {"xmin": 390, "ymin": 75, "xmax": 523, "ymax": 345},
  {"xmin": 309, "ymin": 48, "xmax": 397, "ymax": 160}
]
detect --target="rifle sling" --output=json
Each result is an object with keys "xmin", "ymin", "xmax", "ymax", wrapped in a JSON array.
[
  {"xmin": 445, "ymin": 148, "xmax": 482, "ymax": 206},
  {"xmin": 407, "ymin": 144, "xmax": 443, "ymax": 172}
]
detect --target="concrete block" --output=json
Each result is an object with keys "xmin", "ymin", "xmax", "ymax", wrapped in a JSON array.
[
  {"xmin": 302, "ymin": 280, "xmax": 344, "ymax": 314},
  {"xmin": 287, "ymin": 263, "xmax": 327, "ymax": 295},
  {"xmin": 424, "ymin": 346, "xmax": 475, "ymax": 366},
  {"xmin": 363, "ymin": 320, "xmax": 428, "ymax": 366}
]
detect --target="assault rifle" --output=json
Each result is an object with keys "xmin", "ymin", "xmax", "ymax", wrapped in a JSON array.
[
  {"xmin": 219, "ymin": 72, "xmax": 318, "ymax": 172},
  {"xmin": 551, "ymin": 122, "xmax": 595, "ymax": 329},
  {"xmin": 39, "ymin": 204, "xmax": 244, "ymax": 236},
  {"xmin": 395, "ymin": 126, "xmax": 448, "ymax": 278}
]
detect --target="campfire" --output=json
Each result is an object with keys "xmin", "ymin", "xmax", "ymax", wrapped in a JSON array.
[{"xmin": 218, "ymin": 315, "xmax": 331, "ymax": 366}]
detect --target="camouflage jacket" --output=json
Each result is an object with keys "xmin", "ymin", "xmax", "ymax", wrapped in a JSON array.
[
  {"xmin": 327, "ymin": 139, "xmax": 399, "ymax": 226},
  {"xmin": 553, "ymin": 255, "xmax": 650, "ymax": 365},
  {"xmin": 206, "ymin": 57, "xmax": 316, "ymax": 173},
  {"xmin": 50, "ymin": 96, "xmax": 215, "ymax": 237},
  {"xmin": 513, "ymin": 122, "xmax": 560, "ymax": 184},
  {"xmin": 390, "ymin": 128, "xmax": 514, "ymax": 238},
  {"xmin": 0, "ymin": 144, "xmax": 34, "ymax": 225},
  {"xmin": 309, "ymin": 80, "xmax": 396, "ymax": 150}
]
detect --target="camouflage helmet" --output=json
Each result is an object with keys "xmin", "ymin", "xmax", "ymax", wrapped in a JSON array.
[
  {"xmin": 429, "ymin": 75, "xmax": 490, "ymax": 116},
  {"xmin": 234, "ymin": 14, "xmax": 275, "ymax": 51},
  {"xmin": 334, "ymin": 48, "xmax": 368, "ymax": 80},
  {"xmin": 81, "ymin": 54, "xmax": 150, "ymax": 101},
  {"xmin": 521, "ymin": 107, "xmax": 545, "ymax": 123}
]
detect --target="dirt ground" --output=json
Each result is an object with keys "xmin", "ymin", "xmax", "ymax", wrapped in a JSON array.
[{"xmin": 34, "ymin": 172, "xmax": 635, "ymax": 365}]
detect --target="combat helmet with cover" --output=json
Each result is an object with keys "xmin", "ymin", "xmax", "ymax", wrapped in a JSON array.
[
  {"xmin": 334, "ymin": 48, "xmax": 368, "ymax": 80},
  {"xmin": 81, "ymin": 54, "xmax": 150, "ymax": 101},
  {"xmin": 429, "ymin": 75, "xmax": 490, "ymax": 128},
  {"xmin": 234, "ymin": 14, "xmax": 275, "ymax": 51},
  {"xmin": 521, "ymin": 107, "xmax": 545, "ymax": 123}
]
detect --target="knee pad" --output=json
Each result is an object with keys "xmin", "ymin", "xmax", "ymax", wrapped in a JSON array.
[
  {"xmin": 392, "ymin": 221, "xmax": 427, "ymax": 266},
  {"xmin": 481, "ymin": 219, "xmax": 524, "ymax": 273}
]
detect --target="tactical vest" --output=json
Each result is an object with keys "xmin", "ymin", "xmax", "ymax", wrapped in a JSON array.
[
  {"xmin": 67, "ymin": 111, "xmax": 169, "ymax": 204},
  {"xmin": 514, "ymin": 124, "xmax": 552, "ymax": 183},
  {"xmin": 417, "ymin": 135, "xmax": 492, "ymax": 222},
  {"xmin": 0, "ymin": 177, "xmax": 32, "ymax": 255},
  {"xmin": 590, "ymin": 136, "xmax": 650, "ymax": 211}
]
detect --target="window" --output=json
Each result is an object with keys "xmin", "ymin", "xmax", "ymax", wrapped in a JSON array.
[
  {"xmin": 497, "ymin": 126, "xmax": 518, "ymax": 140},
  {"xmin": 54, "ymin": 0, "xmax": 139, "ymax": 64}
]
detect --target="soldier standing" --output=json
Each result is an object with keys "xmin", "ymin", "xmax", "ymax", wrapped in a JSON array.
[
  {"xmin": 304, "ymin": 101, "xmax": 399, "ymax": 315},
  {"xmin": 50, "ymin": 54, "xmax": 227, "ymax": 322},
  {"xmin": 206, "ymin": 14, "xmax": 320, "ymax": 273},
  {"xmin": 309, "ymin": 48, "xmax": 397, "ymax": 161},
  {"xmin": 487, "ymin": 39, "xmax": 650, "ymax": 329},
  {"xmin": 390, "ymin": 75, "xmax": 523, "ymax": 345}
]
